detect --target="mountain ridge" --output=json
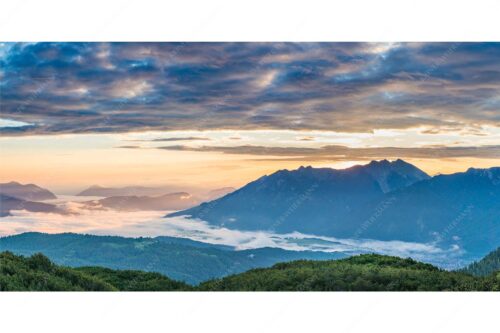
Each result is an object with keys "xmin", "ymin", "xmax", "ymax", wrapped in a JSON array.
[
  {"xmin": 0, "ymin": 181, "xmax": 57, "ymax": 201},
  {"xmin": 168, "ymin": 159, "xmax": 431, "ymax": 233}
]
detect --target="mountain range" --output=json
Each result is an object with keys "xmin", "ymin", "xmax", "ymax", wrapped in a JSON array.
[
  {"xmin": 77, "ymin": 185, "xmax": 184, "ymax": 197},
  {"xmin": 2, "ymin": 160, "xmax": 499, "ymax": 266},
  {"xmin": 169, "ymin": 160, "xmax": 500, "ymax": 260},
  {"xmin": 77, "ymin": 184, "xmax": 235, "ymax": 201},
  {"xmin": 0, "ymin": 182, "xmax": 235, "ymax": 215},
  {"xmin": 77, "ymin": 185, "xmax": 235, "ymax": 211},
  {"xmin": 169, "ymin": 159, "xmax": 429, "ymax": 231},
  {"xmin": 170, "ymin": 159, "xmax": 429, "ymax": 232}
]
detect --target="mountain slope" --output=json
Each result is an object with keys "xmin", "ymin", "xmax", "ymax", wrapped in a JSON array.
[
  {"xmin": 169, "ymin": 160, "xmax": 430, "ymax": 235},
  {"xmin": 461, "ymin": 247, "xmax": 500, "ymax": 277},
  {"xmin": 200, "ymin": 254, "xmax": 500, "ymax": 291},
  {"xmin": 0, "ymin": 181, "xmax": 57, "ymax": 201},
  {"xmin": 75, "ymin": 266, "xmax": 192, "ymax": 291},
  {"xmin": 346, "ymin": 167, "xmax": 500, "ymax": 256},
  {"xmin": 0, "ymin": 251, "xmax": 190, "ymax": 291},
  {"xmin": 0, "ymin": 232, "xmax": 345, "ymax": 284}
]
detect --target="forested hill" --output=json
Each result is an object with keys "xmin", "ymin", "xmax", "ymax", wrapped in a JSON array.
[
  {"xmin": 199, "ymin": 254, "xmax": 500, "ymax": 291},
  {"xmin": 0, "ymin": 252, "xmax": 191, "ymax": 291},
  {"xmin": 461, "ymin": 247, "xmax": 500, "ymax": 277},
  {"xmin": 2, "ymin": 252, "xmax": 499, "ymax": 291}
]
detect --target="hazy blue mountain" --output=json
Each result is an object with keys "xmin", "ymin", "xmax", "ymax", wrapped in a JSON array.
[
  {"xmin": 349, "ymin": 167, "xmax": 500, "ymax": 256},
  {"xmin": 0, "ymin": 194, "xmax": 61, "ymax": 217},
  {"xmin": 76, "ymin": 185, "xmax": 233, "ymax": 207},
  {"xmin": 461, "ymin": 247, "xmax": 500, "ymax": 277},
  {"xmin": 169, "ymin": 160, "xmax": 430, "ymax": 235},
  {"xmin": 76, "ymin": 185, "xmax": 178, "ymax": 197},
  {"xmin": 0, "ymin": 181, "xmax": 57, "ymax": 201},
  {"xmin": 0, "ymin": 232, "xmax": 345, "ymax": 284},
  {"xmin": 169, "ymin": 162, "xmax": 499, "ymax": 260},
  {"xmin": 83, "ymin": 192, "xmax": 200, "ymax": 211}
]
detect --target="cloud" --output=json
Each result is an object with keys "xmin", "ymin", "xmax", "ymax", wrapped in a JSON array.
[
  {"xmin": 115, "ymin": 145, "xmax": 142, "ymax": 149},
  {"xmin": 1, "ymin": 42, "xmax": 499, "ymax": 136},
  {"xmin": 0, "ymin": 207, "xmax": 462, "ymax": 267},
  {"xmin": 106, "ymin": 78, "xmax": 152, "ymax": 98},
  {"xmin": 297, "ymin": 136, "xmax": 315, "ymax": 141},
  {"xmin": 148, "ymin": 136, "xmax": 211, "ymax": 142},
  {"xmin": 155, "ymin": 144, "xmax": 500, "ymax": 160},
  {"xmin": 0, "ymin": 118, "xmax": 33, "ymax": 128}
]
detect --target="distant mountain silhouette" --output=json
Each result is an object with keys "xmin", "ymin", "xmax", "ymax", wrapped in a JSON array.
[
  {"xmin": 0, "ymin": 181, "xmax": 57, "ymax": 201},
  {"xmin": 77, "ymin": 185, "xmax": 235, "ymax": 202},
  {"xmin": 0, "ymin": 194, "xmax": 61, "ymax": 217},
  {"xmin": 76, "ymin": 185, "xmax": 178, "ymax": 197},
  {"xmin": 83, "ymin": 192, "xmax": 201, "ymax": 211}
]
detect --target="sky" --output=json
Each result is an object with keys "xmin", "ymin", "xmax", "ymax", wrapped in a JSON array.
[{"xmin": 1, "ymin": 42, "xmax": 499, "ymax": 193}]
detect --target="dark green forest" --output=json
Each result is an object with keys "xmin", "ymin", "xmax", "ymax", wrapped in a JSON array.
[
  {"xmin": 199, "ymin": 254, "xmax": 500, "ymax": 291},
  {"xmin": 1, "ymin": 251, "xmax": 499, "ymax": 291},
  {"xmin": 0, "ymin": 252, "xmax": 190, "ymax": 291}
]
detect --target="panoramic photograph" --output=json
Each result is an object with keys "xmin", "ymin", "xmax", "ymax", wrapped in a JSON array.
[{"xmin": 1, "ymin": 42, "xmax": 499, "ymax": 291}]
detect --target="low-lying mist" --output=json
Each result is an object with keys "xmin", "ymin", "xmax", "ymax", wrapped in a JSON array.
[{"xmin": 0, "ymin": 201, "xmax": 465, "ymax": 268}]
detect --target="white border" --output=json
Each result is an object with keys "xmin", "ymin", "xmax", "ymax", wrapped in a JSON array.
[
  {"xmin": 0, "ymin": 292, "xmax": 499, "ymax": 333},
  {"xmin": 0, "ymin": 0, "xmax": 499, "ymax": 41}
]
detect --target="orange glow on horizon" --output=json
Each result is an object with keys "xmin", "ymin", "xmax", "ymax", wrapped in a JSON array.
[{"xmin": 1, "ymin": 130, "xmax": 499, "ymax": 193}]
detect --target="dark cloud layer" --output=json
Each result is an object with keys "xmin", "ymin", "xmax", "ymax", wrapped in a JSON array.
[
  {"xmin": 1, "ymin": 42, "xmax": 499, "ymax": 136},
  {"xmin": 156, "ymin": 144, "xmax": 500, "ymax": 161},
  {"xmin": 149, "ymin": 136, "xmax": 210, "ymax": 142}
]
